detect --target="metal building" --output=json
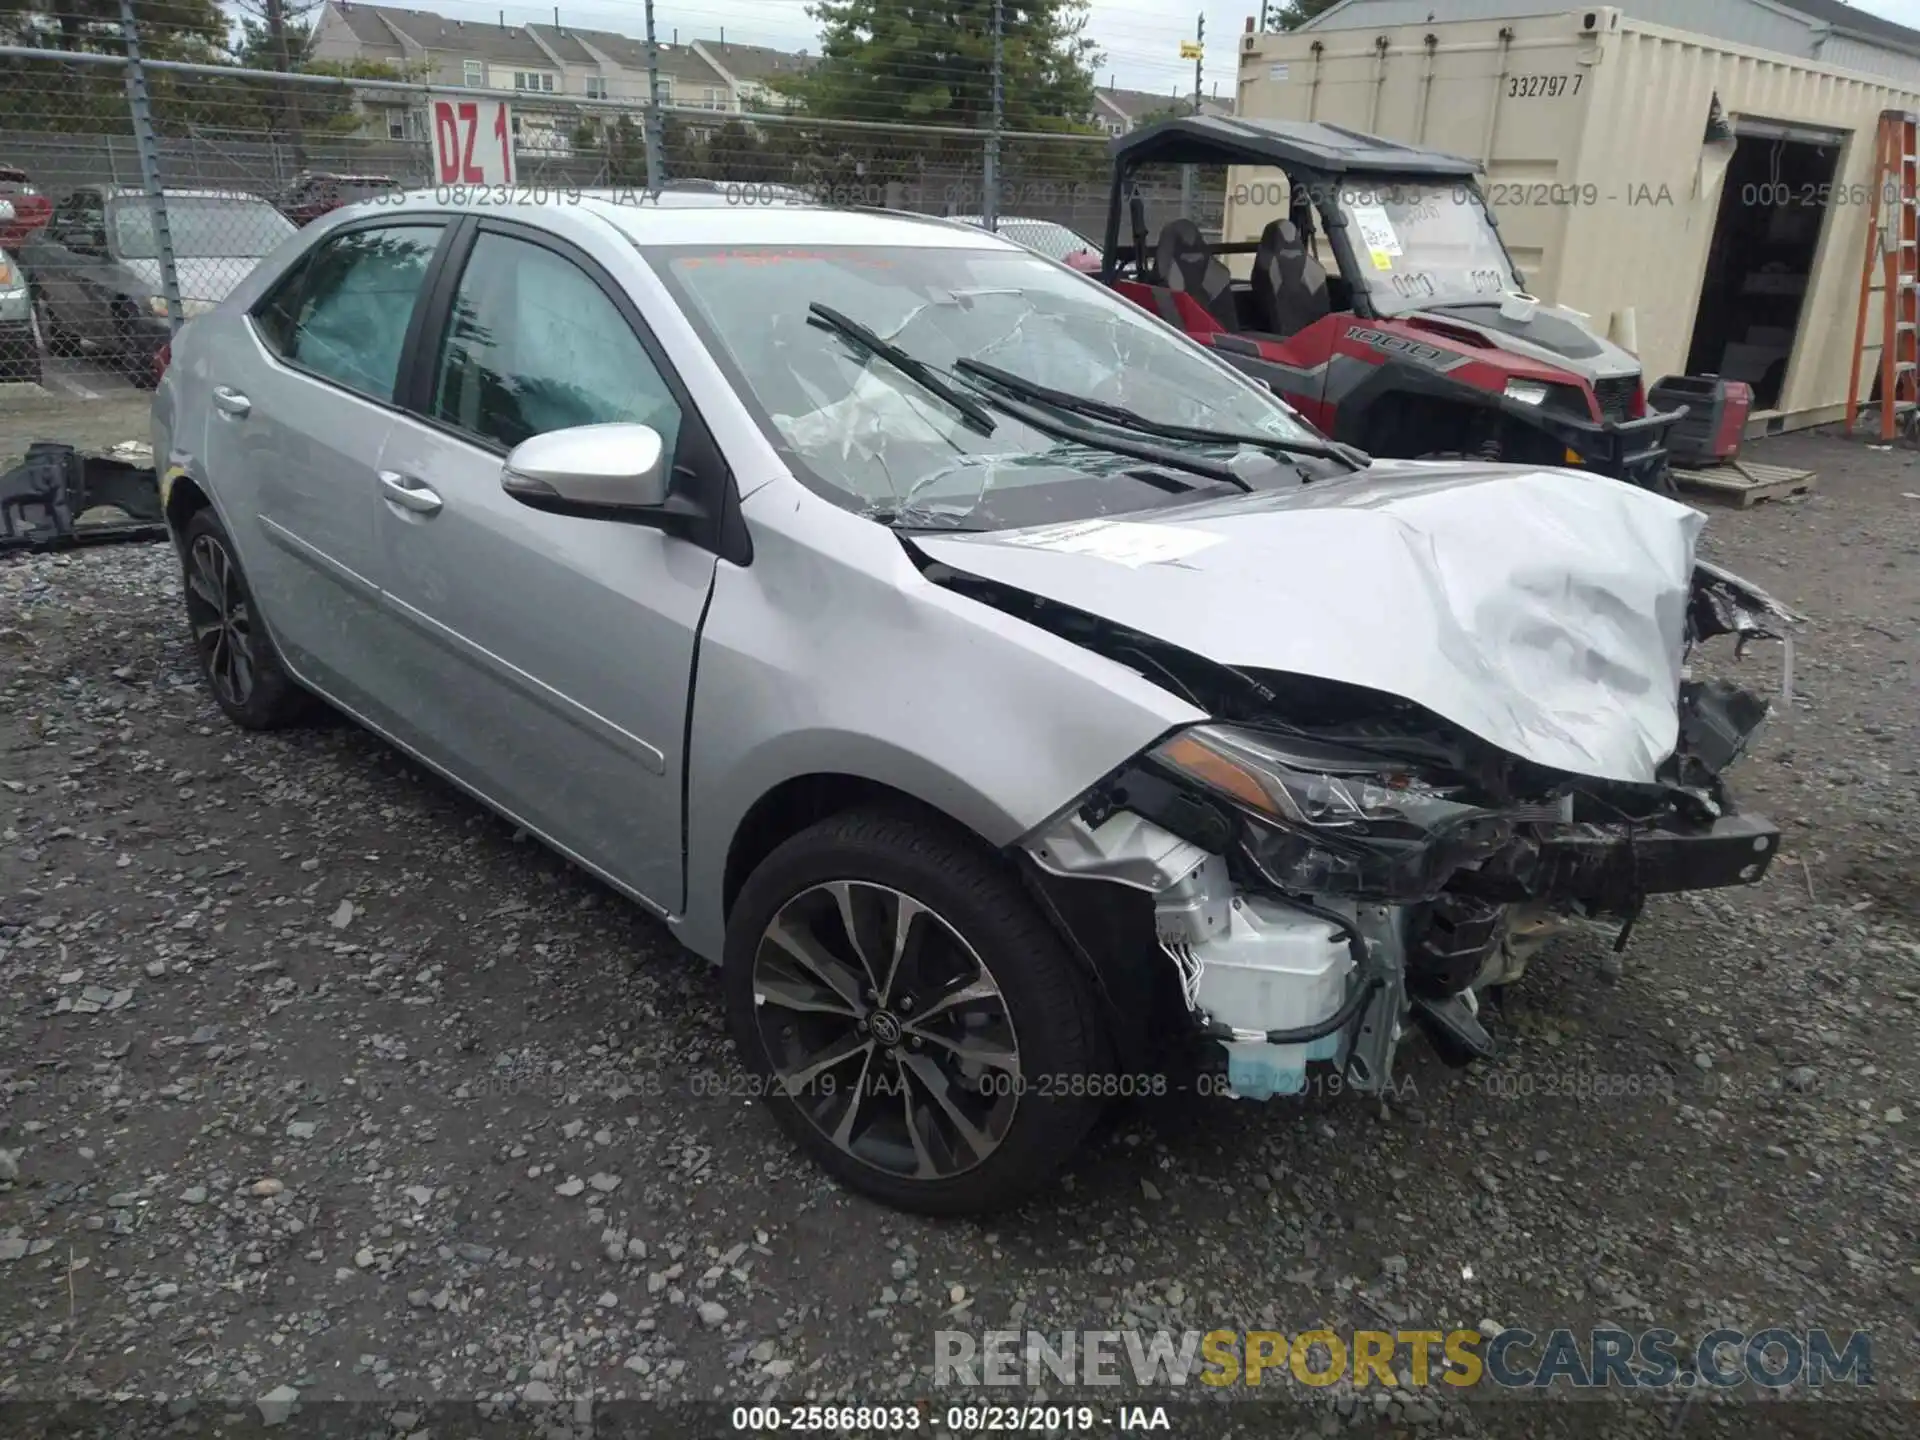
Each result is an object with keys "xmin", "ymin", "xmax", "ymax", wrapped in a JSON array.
[{"xmin": 1232, "ymin": 3, "xmax": 1920, "ymax": 427}]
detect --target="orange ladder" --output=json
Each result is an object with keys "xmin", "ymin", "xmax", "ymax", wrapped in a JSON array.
[{"xmin": 1848, "ymin": 109, "xmax": 1920, "ymax": 441}]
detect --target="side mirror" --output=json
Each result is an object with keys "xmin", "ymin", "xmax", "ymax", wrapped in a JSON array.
[
  {"xmin": 0, "ymin": 200, "xmax": 13, "ymax": 225},
  {"xmin": 501, "ymin": 422, "xmax": 670, "ymax": 514}
]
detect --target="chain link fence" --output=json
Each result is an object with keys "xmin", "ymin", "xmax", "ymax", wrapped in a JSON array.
[{"xmin": 0, "ymin": 33, "xmax": 1224, "ymax": 401}]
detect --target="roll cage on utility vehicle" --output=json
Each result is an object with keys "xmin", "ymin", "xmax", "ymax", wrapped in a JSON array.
[{"xmin": 1097, "ymin": 115, "xmax": 1683, "ymax": 488}]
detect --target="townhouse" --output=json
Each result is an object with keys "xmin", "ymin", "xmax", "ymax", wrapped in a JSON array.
[{"xmin": 308, "ymin": 3, "xmax": 813, "ymax": 152}]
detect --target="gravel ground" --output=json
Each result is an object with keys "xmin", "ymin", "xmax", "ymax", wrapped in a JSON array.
[
  {"xmin": 0, "ymin": 389, "xmax": 150, "ymax": 465},
  {"xmin": 2, "ymin": 429, "xmax": 1915, "ymax": 1439}
]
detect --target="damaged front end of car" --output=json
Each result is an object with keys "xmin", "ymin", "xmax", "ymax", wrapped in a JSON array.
[{"xmin": 958, "ymin": 554, "xmax": 1798, "ymax": 1100}]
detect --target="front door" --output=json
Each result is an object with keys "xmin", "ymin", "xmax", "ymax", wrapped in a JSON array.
[{"xmin": 372, "ymin": 223, "xmax": 716, "ymax": 912}]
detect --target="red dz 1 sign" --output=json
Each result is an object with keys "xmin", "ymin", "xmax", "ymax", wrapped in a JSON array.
[{"xmin": 431, "ymin": 97, "xmax": 516, "ymax": 186}]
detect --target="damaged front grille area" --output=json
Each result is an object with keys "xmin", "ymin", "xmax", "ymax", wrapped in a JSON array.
[
  {"xmin": 1594, "ymin": 375, "xmax": 1638, "ymax": 423},
  {"xmin": 971, "ymin": 517, "xmax": 1798, "ymax": 1104}
]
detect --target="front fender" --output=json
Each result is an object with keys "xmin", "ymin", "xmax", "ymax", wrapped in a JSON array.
[{"xmin": 673, "ymin": 486, "xmax": 1202, "ymax": 962}]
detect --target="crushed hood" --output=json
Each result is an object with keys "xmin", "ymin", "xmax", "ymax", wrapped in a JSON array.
[{"xmin": 915, "ymin": 462, "xmax": 1708, "ymax": 784}]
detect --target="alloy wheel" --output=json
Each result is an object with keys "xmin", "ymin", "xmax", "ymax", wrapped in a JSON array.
[
  {"xmin": 184, "ymin": 532, "xmax": 256, "ymax": 709},
  {"xmin": 750, "ymin": 880, "xmax": 1021, "ymax": 1180}
]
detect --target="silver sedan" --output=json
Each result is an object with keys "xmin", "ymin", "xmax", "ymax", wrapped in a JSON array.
[{"xmin": 153, "ymin": 191, "xmax": 1790, "ymax": 1213}]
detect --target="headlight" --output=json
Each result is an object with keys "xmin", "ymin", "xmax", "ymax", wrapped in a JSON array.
[
  {"xmin": 1150, "ymin": 724, "xmax": 1510, "ymax": 899},
  {"xmin": 1504, "ymin": 379, "xmax": 1550, "ymax": 406},
  {"xmin": 1154, "ymin": 725, "xmax": 1481, "ymax": 835}
]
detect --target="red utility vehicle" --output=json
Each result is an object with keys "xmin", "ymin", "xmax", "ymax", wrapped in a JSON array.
[{"xmin": 1098, "ymin": 117, "xmax": 1682, "ymax": 487}]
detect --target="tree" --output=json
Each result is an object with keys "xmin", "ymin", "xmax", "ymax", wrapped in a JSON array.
[
  {"xmin": 231, "ymin": 0, "xmax": 318, "ymax": 161},
  {"xmin": 599, "ymin": 114, "xmax": 651, "ymax": 186},
  {"xmin": 695, "ymin": 118, "xmax": 789, "ymax": 184},
  {"xmin": 777, "ymin": 0, "xmax": 1102, "ymax": 132},
  {"xmin": 1133, "ymin": 103, "xmax": 1196, "ymax": 126},
  {"xmin": 1261, "ymin": 0, "xmax": 1344, "ymax": 31},
  {"xmin": 0, "ymin": 0, "xmax": 225, "ymax": 59},
  {"xmin": 0, "ymin": 0, "xmax": 229, "ymax": 134},
  {"xmin": 196, "ymin": 53, "xmax": 424, "ymax": 143},
  {"xmin": 228, "ymin": 9, "xmax": 423, "ymax": 153}
]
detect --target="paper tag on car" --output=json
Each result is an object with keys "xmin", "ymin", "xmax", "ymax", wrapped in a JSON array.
[
  {"xmin": 997, "ymin": 519, "xmax": 1223, "ymax": 568},
  {"xmin": 1349, "ymin": 203, "xmax": 1403, "ymax": 264}
]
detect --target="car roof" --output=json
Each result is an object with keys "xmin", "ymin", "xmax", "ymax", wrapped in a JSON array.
[
  {"xmin": 347, "ymin": 190, "xmax": 1029, "ymax": 249},
  {"xmin": 1113, "ymin": 114, "xmax": 1482, "ymax": 178},
  {"xmin": 98, "ymin": 187, "xmax": 280, "ymax": 203}
]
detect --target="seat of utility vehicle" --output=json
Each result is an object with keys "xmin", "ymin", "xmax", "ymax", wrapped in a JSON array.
[
  {"xmin": 1154, "ymin": 218, "xmax": 1238, "ymax": 333},
  {"xmin": 1248, "ymin": 217, "xmax": 1331, "ymax": 336}
]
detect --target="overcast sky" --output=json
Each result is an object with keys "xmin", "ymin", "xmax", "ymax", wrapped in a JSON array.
[{"xmin": 339, "ymin": 0, "xmax": 1920, "ymax": 99}]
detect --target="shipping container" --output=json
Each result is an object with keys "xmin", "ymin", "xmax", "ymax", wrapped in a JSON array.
[
  {"xmin": 1232, "ymin": 6, "xmax": 1920, "ymax": 427},
  {"xmin": 1291, "ymin": 0, "xmax": 1920, "ymax": 89}
]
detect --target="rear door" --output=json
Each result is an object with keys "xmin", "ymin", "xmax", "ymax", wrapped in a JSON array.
[
  {"xmin": 198, "ymin": 217, "xmax": 453, "ymax": 718},
  {"xmin": 32, "ymin": 189, "xmax": 104, "ymax": 342},
  {"xmin": 371, "ymin": 219, "xmax": 719, "ymax": 912}
]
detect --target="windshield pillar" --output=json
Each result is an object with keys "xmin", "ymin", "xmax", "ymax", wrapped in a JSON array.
[{"xmin": 1101, "ymin": 162, "xmax": 1132, "ymax": 283}]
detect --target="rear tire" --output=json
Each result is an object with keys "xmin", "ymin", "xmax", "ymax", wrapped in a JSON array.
[
  {"xmin": 30, "ymin": 292, "xmax": 70, "ymax": 358},
  {"xmin": 178, "ymin": 507, "xmax": 313, "ymax": 730},
  {"xmin": 724, "ymin": 807, "xmax": 1109, "ymax": 1215},
  {"xmin": 110, "ymin": 304, "xmax": 160, "ymax": 388}
]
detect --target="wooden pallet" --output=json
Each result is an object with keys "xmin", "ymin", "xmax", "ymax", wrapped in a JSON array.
[{"xmin": 1672, "ymin": 459, "xmax": 1817, "ymax": 508}]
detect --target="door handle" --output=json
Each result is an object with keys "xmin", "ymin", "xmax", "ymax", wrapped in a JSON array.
[
  {"xmin": 211, "ymin": 386, "xmax": 250, "ymax": 418},
  {"xmin": 378, "ymin": 470, "xmax": 443, "ymax": 516}
]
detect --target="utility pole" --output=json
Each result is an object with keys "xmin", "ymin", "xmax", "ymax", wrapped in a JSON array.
[
  {"xmin": 265, "ymin": 0, "xmax": 308, "ymax": 170},
  {"xmin": 1175, "ymin": 12, "xmax": 1205, "ymax": 216},
  {"xmin": 642, "ymin": 0, "xmax": 664, "ymax": 192},
  {"xmin": 984, "ymin": 0, "xmax": 1003, "ymax": 230},
  {"xmin": 1193, "ymin": 13, "xmax": 1205, "ymax": 113}
]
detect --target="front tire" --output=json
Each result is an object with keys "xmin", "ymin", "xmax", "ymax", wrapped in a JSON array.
[
  {"xmin": 724, "ymin": 808, "xmax": 1109, "ymax": 1215},
  {"xmin": 178, "ymin": 507, "xmax": 312, "ymax": 730}
]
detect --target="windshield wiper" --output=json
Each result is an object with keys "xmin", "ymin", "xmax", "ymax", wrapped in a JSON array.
[
  {"xmin": 806, "ymin": 303, "xmax": 998, "ymax": 437},
  {"xmin": 806, "ymin": 303, "xmax": 1247, "ymax": 494},
  {"xmin": 953, "ymin": 358, "xmax": 1369, "ymax": 470},
  {"xmin": 956, "ymin": 385, "xmax": 1255, "ymax": 492}
]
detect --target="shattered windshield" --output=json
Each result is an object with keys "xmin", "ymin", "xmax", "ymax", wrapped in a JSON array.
[
  {"xmin": 1337, "ymin": 184, "xmax": 1519, "ymax": 315},
  {"xmin": 648, "ymin": 243, "xmax": 1319, "ymax": 529}
]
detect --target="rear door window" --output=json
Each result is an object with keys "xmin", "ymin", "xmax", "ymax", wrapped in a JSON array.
[{"xmin": 252, "ymin": 222, "xmax": 445, "ymax": 403}]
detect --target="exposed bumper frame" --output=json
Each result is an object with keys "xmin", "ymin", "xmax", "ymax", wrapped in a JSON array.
[{"xmin": 1542, "ymin": 403, "xmax": 1687, "ymax": 489}]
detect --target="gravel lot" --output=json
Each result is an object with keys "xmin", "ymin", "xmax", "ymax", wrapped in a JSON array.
[{"xmin": 2, "ymin": 428, "xmax": 1915, "ymax": 1438}]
